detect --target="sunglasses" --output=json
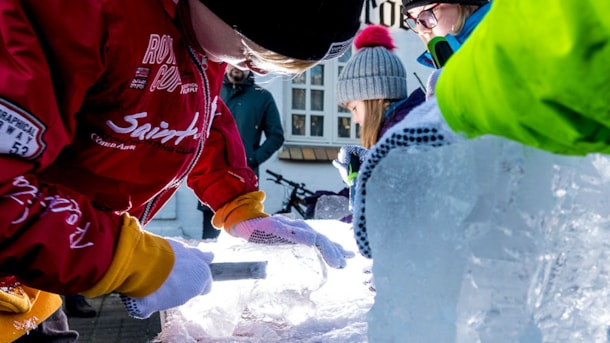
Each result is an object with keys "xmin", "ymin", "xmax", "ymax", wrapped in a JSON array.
[{"xmin": 403, "ymin": 3, "xmax": 442, "ymax": 32}]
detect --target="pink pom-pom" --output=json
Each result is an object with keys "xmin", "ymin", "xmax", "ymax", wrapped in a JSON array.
[{"xmin": 354, "ymin": 25, "xmax": 396, "ymax": 51}]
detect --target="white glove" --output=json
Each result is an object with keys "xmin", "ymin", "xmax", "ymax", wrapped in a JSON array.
[
  {"xmin": 121, "ymin": 239, "xmax": 214, "ymax": 319},
  {"xmin": 231, "ymin": 215, "xmax": 354, "ymax": 269},
  {"xmin": 332, "ymin": 145, "xmax": 368, "ymax": 186}
]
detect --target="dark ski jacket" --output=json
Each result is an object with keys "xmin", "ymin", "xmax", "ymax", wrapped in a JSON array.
[{"xmin": 220, "ymin": 72, "xmax": 285, "ymax": 177}]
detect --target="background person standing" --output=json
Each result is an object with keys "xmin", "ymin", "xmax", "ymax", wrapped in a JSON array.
[
  {"xmin": 198, "ymin": 65, "xmax": 285, "ymax": 240},
  {"xmin": 221, "ymin": 65, "xmax": 285, "ymax": 178}
]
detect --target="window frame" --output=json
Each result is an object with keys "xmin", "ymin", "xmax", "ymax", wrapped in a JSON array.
[{"xmin": 282, "ymin": 48, "xmax": 361, "ymax": 147}]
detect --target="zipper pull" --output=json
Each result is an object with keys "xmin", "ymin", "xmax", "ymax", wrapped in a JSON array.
[{"xmin": 200, "ymin": 54, "xmax": 208, "ymax": 70}]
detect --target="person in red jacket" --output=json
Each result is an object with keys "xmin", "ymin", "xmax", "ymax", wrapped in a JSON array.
[{"xmin": 0, "ymin": 0, "xmax": 363, "ymax": 341}]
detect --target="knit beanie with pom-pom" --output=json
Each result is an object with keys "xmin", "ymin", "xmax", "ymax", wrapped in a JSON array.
[{"xmin": 336, "ymin": 25, "xmax": 408, "ymax": 104}]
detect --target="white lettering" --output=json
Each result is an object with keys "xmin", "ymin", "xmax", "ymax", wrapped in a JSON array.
[
  {"xmin": 142, "ymin": 34, "xmax": 176, "ymax": 65},
  {"xmin": 106, "ymin": 112, "xmax": 199, "ymax": 145},
  {"xmin": 142, "ymin": 34, "xmax": 161, "ymax": 64},
  {"xmin": 69, "ymin": 222, "xmax": 94, "ymax": 249},
  {"xmin": 90, "ymin": 133, "xmax": 136, "ymax": 150},
  {"xmin": 149, "ymin": 65, "xmax": 181, "ymax": 92}
]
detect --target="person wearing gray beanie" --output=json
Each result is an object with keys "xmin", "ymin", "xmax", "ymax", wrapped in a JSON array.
[
  {"xmin": 332, "ymin": 25, "xmax": 425, "ymax": 266},
  {"xmin": 336, "ymin": 25, "xmax": 425, "ymax": 148}
]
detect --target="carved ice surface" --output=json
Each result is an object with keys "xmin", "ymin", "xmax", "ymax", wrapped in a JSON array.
[
  {"xmin": 367, "ymin": 136, "xmax": 610, "ymax": 343},
  {"xmin": 313, "ymin": 194, "xmax": 351, "ymax": 220},
  {"xmin": 157, "ymin": 220, "xmax": 374, "ymax": 342}
]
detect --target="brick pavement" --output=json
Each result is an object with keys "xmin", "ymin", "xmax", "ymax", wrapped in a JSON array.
[{"xmin": 66, "ymin": 294, "xmax": 162, "ymax": 343}]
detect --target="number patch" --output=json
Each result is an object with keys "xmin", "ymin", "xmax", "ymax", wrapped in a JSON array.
[{"xmin": 0, "ymin": 99, "xmax": 46, "ymax": 159}]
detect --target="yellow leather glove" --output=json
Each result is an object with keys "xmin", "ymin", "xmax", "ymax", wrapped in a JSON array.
[
  {"xmin": 83, "ymin": 214, "xmax": 214, "ymax": 319},
  {"xmin": 212, "ymin": 191, "xmax": 269, "ymax": 232},
  {"xmin": 82, "ymin": 213, "xmax": 174, "ymax": 298}
]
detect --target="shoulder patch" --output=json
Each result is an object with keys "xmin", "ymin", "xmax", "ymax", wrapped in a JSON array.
[{"xmin": 0, "ymin": 99, "xmax": 46, "ymax": 159}]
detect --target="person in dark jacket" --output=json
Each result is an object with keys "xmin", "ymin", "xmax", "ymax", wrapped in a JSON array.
[
  {"xmin": 198, "ymin": 65, "xmax": 285, "ymax": 240},
  {"xmin": 221, "ymin": 65, "xmax": 285, "ymax": 178}
]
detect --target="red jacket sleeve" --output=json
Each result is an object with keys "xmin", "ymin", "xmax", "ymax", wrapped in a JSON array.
[
  {"xmin": 0, "ymin": 1, "xmax": 121, "ymax": 294},
  {"xmin": 187, "ymin": 96, "xmax": 259, "ymax": 210}
]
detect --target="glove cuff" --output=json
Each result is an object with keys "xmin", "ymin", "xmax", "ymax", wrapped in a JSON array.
[
  {"xmin": 212, "ymin": 191, "xmax": 269, "ymax": 232},
  {"xmin": 120, "ymin": 239, "xmax": 214, "ymax": 319},
  {"xmin": 82, "ymin": 214, "xmax": 174, "ymax": 298}
]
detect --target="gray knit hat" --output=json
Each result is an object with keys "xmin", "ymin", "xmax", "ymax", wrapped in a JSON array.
[
  {"xmin": 402, "ymin": 0, "xmax": 489, "ymax": 12},
  {"xmin": 336, "ymin": 25, "xmax": 407, "ymax": 104}
]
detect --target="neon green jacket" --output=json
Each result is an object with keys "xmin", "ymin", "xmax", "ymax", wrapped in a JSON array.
[{"xmin": 437, "ymin": 0, "xmax": 610, "ymax": 155}]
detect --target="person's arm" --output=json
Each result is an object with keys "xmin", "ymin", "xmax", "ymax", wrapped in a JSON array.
[
  {"xmin": 436, "ymin": 0, "xmax": 610, "ymax": 155},
  {"xmin": 187, "ymin": 97, "xmax": 260, "ymax": 210},
  {"xmin": 0, "ymin": 2, "xmax": 202, "ymax": 310},
  {"xmin": 0, "ymin": 1, "xmax": 122, "ymax": 294},
  {"xmin": 252, "ymin": 90, "xmax": 285, "ymax": 166},
  {"xmin": 187, "ymin": 95, "xmax": 352, "ymax": 269}
]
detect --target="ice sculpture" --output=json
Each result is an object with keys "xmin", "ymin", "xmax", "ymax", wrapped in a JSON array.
[{"xmin": 366, "ymin": 136, "xmax": 610, "ymax": 343}]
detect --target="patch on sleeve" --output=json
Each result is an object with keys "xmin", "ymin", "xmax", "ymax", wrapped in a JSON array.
[{"xmin": 0, "ymin": 99, "xmax": 46, "ymax": 159}]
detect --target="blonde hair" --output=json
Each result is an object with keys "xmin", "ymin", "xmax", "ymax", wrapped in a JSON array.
[
  {"xmin": 450, "ymin": 4, "xmax": 480, "ymax": 35},
  {"xmin": 243, "ymin": 40, "xmax": 320, "ymax": 75},
  {"xmin": 360, "ymin": 99, "xmax": 393, "ymax": 148}
]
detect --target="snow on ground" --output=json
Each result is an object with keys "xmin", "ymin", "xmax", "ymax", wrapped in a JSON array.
[{"xmin": 156, "ymin": 219, "xmax": 374, "ymax": 343}]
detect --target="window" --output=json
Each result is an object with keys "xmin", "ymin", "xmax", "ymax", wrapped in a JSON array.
[{"xmin": 283, "ymin": 48, "xmax": 360, "ymax": 146}]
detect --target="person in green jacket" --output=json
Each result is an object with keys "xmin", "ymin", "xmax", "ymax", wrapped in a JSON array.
[
  {"xmin": 434, "ymin": 0, "xmax": 610, "ymax": 156},
  {"xmin": 221, "ymin": 65, "xmax": 285, "ymax": 178}
]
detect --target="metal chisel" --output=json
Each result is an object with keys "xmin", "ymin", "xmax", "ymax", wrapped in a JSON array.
[{"xmin": 209, "ymin": 261, "xmax": 268, "ymax": 281}]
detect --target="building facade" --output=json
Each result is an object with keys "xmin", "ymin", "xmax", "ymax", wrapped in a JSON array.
[{"xmin": 147, "ymin": 2, "xmax": 434, "ymax": 237}]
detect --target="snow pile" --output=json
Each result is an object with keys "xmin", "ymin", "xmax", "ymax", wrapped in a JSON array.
[
  {"xmin": 366, "ymin": 136, "xmax": 610, "ymax": 342},
  {"xmin": 157, "ymin": 220, "xmax": 374, "ymax": 342}
]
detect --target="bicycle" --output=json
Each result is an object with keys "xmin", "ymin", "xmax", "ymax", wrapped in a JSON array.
[{"xmin": 265, "ymin": 169, "xmax": 314, "ymax": 219}]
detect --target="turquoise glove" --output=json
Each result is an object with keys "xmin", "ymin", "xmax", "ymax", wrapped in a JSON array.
[
  {"xmin": 332, "ymin": 145, "xmax": 368, "ymax": 187},
  {"xmin": 333, "ymin": 145, "xmax": 368, "ymax": 211}
]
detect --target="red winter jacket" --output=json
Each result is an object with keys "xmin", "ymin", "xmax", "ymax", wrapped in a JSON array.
[{"xmin": 0, "ymin": 0, "xmax": 257, "ymax": 295}]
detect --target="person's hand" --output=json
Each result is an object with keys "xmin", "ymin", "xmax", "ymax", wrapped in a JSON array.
[
  {"xmin": 230, "ymin": 215, "xmax": 354, "ymax": 269},
  {"xmin": 332, "ymin": 145, "xmax": 368, "ymax": 186},
  {"xmin": 120, "ymin": 239, "xmax": 214, "ymax": 319}
]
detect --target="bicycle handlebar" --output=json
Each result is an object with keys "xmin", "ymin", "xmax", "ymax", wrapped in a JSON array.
[{"xmin": 265, "ymin": 169, "xmax": 314, "ymax": 195}]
